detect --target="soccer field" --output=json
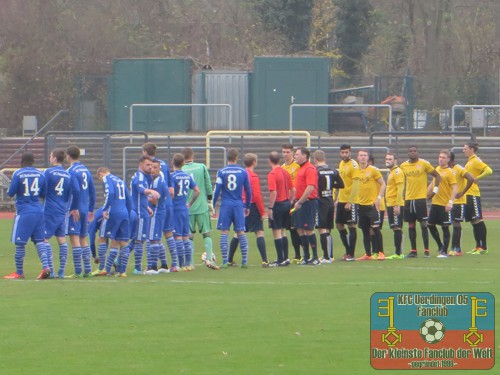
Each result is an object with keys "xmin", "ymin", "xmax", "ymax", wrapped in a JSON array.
[{"xmin": 0, "ymin": 218, "xmax": 498, "ymax": 375}]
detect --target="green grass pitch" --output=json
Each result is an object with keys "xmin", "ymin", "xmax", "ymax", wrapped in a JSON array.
[{"xmin": 0, "ymin": 218, "xmax": 498, "ymax": 374}]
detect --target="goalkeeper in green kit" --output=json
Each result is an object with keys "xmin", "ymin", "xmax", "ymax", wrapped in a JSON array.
[{"xmin": 181, "ymin": 147, "xmax": 219, "ymax": 270}]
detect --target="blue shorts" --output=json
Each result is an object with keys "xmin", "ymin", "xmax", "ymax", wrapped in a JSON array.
[
  {"xmin": 101, "ymin": 213, "xmax": 130, "ymax": 241},
  {"xmin": 67, "ymin": 212, "xmax": 90, "ymax": 237},
  {"xmin": 45, "ymin": 213, "xmax": 67, "ymax": 238},
  {"xmin": 217, "ymin": 204, "xmax": 246, "ymax": 232},
  {"xmin": 129, "ymin": 210, "xmax": 138, "ymax": 240},
  {"xmin": 12, "ymin": 212, "xmax": 45, "ymax": 245},
  {"xmin": 292, "ymin": 200, "xmax": 318, "ymax": 231},
  {"xmin": 132, "ymin": 214, "xmax": 150, "ymax": 242},
  {"xmin": 149, "ymin": 211, "xmax": 165, "ymax": 241},
  {"xmin": 245, "ymin": 203, "xmax": 263, "ymax": 232},
  {"xmin": 163, "ymin": 205, "xmax": 174, "ymax": 233},
  {"xmin": 174, "ymin": 208, "xmax": 190, "ymax": 237}
]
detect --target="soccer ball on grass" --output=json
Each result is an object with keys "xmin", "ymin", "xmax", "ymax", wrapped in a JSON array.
[{"xmin": 201, "ymin": 252, "xmax": 217, "ymax": 264}]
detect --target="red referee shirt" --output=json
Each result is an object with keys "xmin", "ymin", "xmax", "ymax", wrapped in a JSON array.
[
  {"xmin": 243, "ymin": 168, "xmax": 266, "ymax": 216},
  {"xmin": 267, "ymin": 167, "xmax": 292, "ymax": 202},
  {"xmin": 295, "ymin": 161, "xmax": 318, "ymax": 199}
]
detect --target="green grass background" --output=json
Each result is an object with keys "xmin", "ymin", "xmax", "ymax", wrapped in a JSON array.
[{"xmin": 0, "ymin": 219, "xmax": 498, "ymax": 374}]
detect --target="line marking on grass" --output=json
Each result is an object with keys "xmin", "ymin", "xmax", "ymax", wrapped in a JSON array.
[{"xmin": 3, "ymin": 278, "xmax": 494, "ymax": 286}]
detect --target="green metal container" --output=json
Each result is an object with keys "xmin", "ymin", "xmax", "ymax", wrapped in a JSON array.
[
  {"xmin": 250, "ymin": 57, "xmax": 330, "ymax": 132},
  {"xmin": 108, "ymin": 58, "xmax": 192, "ymax": 132}
]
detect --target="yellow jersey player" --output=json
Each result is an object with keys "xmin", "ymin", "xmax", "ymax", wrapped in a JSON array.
[
  {"xmin": 399, "ymin": 145, "xmax": 441, "ymax": 258},
  {"xmin": 384, "ymin": 153, "xmax": 405, "ymax": 259},
  {"xmin": 427, "ymin": 150, "xmax": 457, "ymax": 258},
  {"xmin": 350, "ymin": 150, "xmax": 386, "ymax": 260},
  {"xmin": 463, "ymin": 142, "xmax": 493, "ymax": 254},
  {"xmin": 368, "ymin": 154, "xmax": 385, "ymax": 259},
  {"xmin": 336, "ymin": 144, "xmax": 359, "ymax": 261},
  {"xmin": 281, "ymin": 143, "xmax": 301, "ymax": 262},
  {"xmin": 448, "ymin": 151, "xmax": 474, "ymax": 256}
]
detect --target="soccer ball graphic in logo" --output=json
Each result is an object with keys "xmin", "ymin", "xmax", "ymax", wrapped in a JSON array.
[
  {"xmin": 201, "ymin": 252, "xmax": 217, "ymax": 264},
  {"xmin": 419, "ymin": 318, "xmax": 446, "ymax": 344}
]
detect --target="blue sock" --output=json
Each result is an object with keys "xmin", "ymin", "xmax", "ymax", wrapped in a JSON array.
[
  {"xmin": 82, "ymin": 246, "xmax": 92, "ymax": 274},
  {"xmin": 15, "ymin": 245, "xmax": 25, "ymax": 275},
  {"xmin": 149, "ymin": 243, "xmax": 159, "ymax": 269},
  {"xmin": 105, "ymin": 248, "xmax": 119, "ymax": 273},
  {"xmin": 58, "ymin": 242, "xmax": 68, "ymax": 277},
  {"xmin": 166, "ymin": 237, "xmax": 178, "ymax": 267},
  {"xmin": 184, "ymin": 240, "xmax": 192, "ymax": 266},
  {"xmin": 72, "ymin": 246, "xmax": 82, "ymax": 274},
  {"xmin": 119, "ymin": 246, "xmax": 131, "ymax": 274},
  {"xmin": 145, "ymin": 241, "xmax": 152, "ymax": 269},
  {"xmin": 176, "ymin": 239, "xmax": 185, "ymax": 268},
  {"xmin": 45, "ymin": 242, "xmax": 54, "ymax": 272},
  {"xmin": 36, "ymin": 242, "xmax": 49, "ymax": 269},
  {"xmin": 158, "ymin": 242, "xmax": 168, "ymax": 268},
  {"xmin": 133, "ymin": 242, "xmax": 143, "ymax": 271},
  {"xmin": 220, "ymin": 233, "xmax": 229, "ymax": 264},
  {"xmin": 239, "ymin": 234, "xmax": 249, "ymax": 265},
  {"xmin": 98, "ymin": 243, "xmax": 108, "ymax": 271}
]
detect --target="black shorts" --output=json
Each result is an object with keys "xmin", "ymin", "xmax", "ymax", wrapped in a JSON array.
[
  {"xmin": 464, "ymin": 195, "xmax": 483, "ymax": 222},
  {"xmin": 387, "ymin": 206, "xmax": 403, "ymax": 229},
  {"xmin": 292, "ymin": 199, "xmax": 318, "ymax": 230},
  {"xmin": 245, "ymin": 203, "xmax": 264, "ymax": 232},
  {"xmin": 335, "ymin": 202, "xmax": 358, "ymax": 225},
  {"xmin": 427, "ymin": 204, "xmax": 452, "ymax": 226},
  {"xmin": 316, "ymin": 197, "xmax": 334, "ymax": 229},
  {"xmin": 269, "ymin": 200, "xmax": 291, "ymax": 230},
  {"xmin": 358, "ymin": 204, "xmax": 381, "ymax": 229},
  {"xmin": 378, "ymin": 210, "xmax": 385, "ymax": 229},
  {"xmin": 404, "ymin": 199, "xmax": 428, "ymax": 222},
  {"xmin": 452, "ymin": 203, "xmax": 465, "ymax": 222}
]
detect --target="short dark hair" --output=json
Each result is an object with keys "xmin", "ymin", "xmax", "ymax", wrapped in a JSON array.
[
  {"xmin": 227, "ymin": 148, "xmax": 239, "ymax": 162},
  {"xmin": 139, "ymin": 155, "xmax": 153, "ymax": 164},
  {"xmin": 465, "ymin": 142, "xmax": 478, "ymax": 152},
  {"xmin": 281, "ymin": 143, "xmax": 294, "ymax": 151},
  {"xmin": 340, "ymin": 144, "xmax": 351, "ymax": 151},
  {"xmin": 142, "ymin": 142, "xmax": 157, "ymax": 156},
  {"xmin": 21, "ymin": 152, "xmax": 35, "ymax": 167},
  {"xmin": 295, "ymin": 147, "xmax": 310, "ymax": 159},
  {"xmin": 66, "ymin": 145, "xmax": 80, "ymax": 160},
  {"xmin": 51, "ymin": 148, "xmax": 65, "ymax": 163},
  {"xmin": 173, "ymin": 153, "xmax": 185, "ymax": 168},
  {"xmin": 181, "ymin": 147, "xmax": 194, "ymax": 160}
]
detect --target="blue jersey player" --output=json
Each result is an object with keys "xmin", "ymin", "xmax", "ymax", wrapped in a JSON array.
[
  {"xmin": 89, "ymin": 206, "xmax": 105, "ymax": 260},
  {"xmin": 144, "ymin": 160, "xmax": 169, "ymax": 274},
  {"xmin": 44, "ymin": 148, "xmax": 77, "ymax": 278},
  {"xmin": 212, "ymin": 148, "xmax": 251, "ymax": 268},
  {"xmin": 141, "ymin": 142, "xmax": 176, "ymax": 272},
  {"xmin": 129, "ymin": 156, "xmax": 160, "ymax": 274},
  {"xmin": 66, "ymin": 145, "xmax": 96, "ymax": 278},
  {"xmin": 4, "ymin": 153, "xmax": 50, "ymax": 279},
  {"xmin": 171, "ymin": 153, "xmax": 200, "ymax": 270},
  {"xmin": 93, "ymin": 167, "xmax": 131, "ymax": 276}
]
